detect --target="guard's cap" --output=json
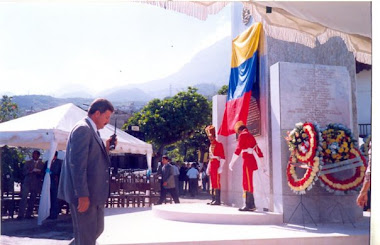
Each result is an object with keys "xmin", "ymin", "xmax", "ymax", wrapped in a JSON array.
[
  {"xmin": 205, "ymin": 125, "xmax": 216, "ymax": 137},
  {"xmin": 234, "ymin": 121, "xmax": 245, "ymax": 134}
]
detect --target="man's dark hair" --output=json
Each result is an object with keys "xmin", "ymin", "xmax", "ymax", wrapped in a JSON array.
[
  {"xmin": 162, "ymin": 155, "xmax": 169, "ymax": 161},
  {"xmin": 88, "ymin": 98, "xmax": 114, "ymax": 116},
  {"xmin": 238, "ymin": 125, "xmax": 247, "ymax": 132},
  {"xmin": 33, "ymin": 150, "xmax": 41, "ymax": 156}
]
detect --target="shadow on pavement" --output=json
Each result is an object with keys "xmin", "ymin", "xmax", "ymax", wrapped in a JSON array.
[
  {"xmin": 0, "ymin": 190, "xmax": 212, "ymax": 244},
  {"xmin": 1, "ymin": 214, "xmax": 73, "ymax": 241}
]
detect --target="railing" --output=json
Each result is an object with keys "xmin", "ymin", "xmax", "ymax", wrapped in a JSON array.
[{"xmin": 359, "ymin": 124, "xmax": 371, "ymax": 138}]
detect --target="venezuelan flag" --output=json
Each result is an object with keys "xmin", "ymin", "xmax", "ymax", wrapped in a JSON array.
[{"xmin": 218, "ymin": 22, "xmax": 262, "ymax": 136}]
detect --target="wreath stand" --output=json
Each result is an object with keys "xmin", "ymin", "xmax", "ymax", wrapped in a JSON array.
[
  {"xmin": 287, "ymin": 194, "xmax": 317, "ymax": 227},
  {"xmin": 327, "ymin": 201, "xmax": 356, "ymax": 228}
]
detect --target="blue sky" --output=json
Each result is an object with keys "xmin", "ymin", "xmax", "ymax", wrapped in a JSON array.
[{"xmin": 0, "ymin": 2, "xmax": 231, "ymax": 96}]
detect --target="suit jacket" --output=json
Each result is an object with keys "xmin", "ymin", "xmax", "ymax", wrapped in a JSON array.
[
  {"xmin": 58, "ymin": 118, "xmax": 111, "ymax": 206},
  {"xmin": 50, "ymin": 158, "xmax": 63, "ymax": 186},
  {"xmin": 161, "ymin": 163, "xmax": 175, "ymax": 189},
  {"xmin": 22, "ymin": 159, "xmax": 45, "ymax": 192}
]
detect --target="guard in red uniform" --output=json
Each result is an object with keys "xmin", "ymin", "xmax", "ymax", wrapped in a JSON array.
[
  {"xmin": 205, "ymin": 125, "xmax": 225, "ymax": 205},
  {"xmin": 229, "ymin": 121, "xmax": 263, "ymax": 211}
]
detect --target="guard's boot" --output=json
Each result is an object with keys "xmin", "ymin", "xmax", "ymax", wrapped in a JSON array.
[
  {"xmin": 211, "ymin": 189, "xmax": 221, "ymax": 205},
  {"xmin": 207, "ymin": 189, "xmax": 215, "ymax": 205},
  {"xmin": 238, "ymin": 192, "xmax": 256, "ymax": 211},
  {"xmin": 251, "ymin": 195, "xmax": 257, "ymax": 211}
]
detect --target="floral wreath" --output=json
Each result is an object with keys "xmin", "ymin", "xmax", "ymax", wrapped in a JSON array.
[
  {"xmin": 285, "ymin": 122, "xmax": 323, "ymax": 194},
  {"xmin": 319, "ymin": 124, "xmax": 367, "ymax": 193}
]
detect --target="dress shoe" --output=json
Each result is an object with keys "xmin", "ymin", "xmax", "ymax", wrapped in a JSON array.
[
  {"xmin": 211, "ymin": 201, "xmax": 221, "ymax": 206},
  {"xmin": 238, "ymin": 206, "xmax": 256, "ymax": 212}
]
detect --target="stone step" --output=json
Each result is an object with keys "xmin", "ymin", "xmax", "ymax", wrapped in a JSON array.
[{"xmin": 152, "ymin": 203, "xmax": 283, "ymax": 225}]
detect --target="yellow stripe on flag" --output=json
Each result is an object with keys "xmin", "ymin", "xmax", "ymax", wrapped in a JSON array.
[{"xmin": 231, "ymin": 22, "xmax": 262, "ymax": 68}]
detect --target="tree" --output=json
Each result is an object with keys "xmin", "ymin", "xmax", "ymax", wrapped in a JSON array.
[
  {"xmin": 125, "ymin": 87, "xmax": 211, "ymax": 158},
  {"xmin": 218, "ymin": 85, "xmax": 228, "ymax": 95},
  {"xmin": 0, "ymin": 95, "xmax": 19, "ymax": 123},
  {"xmin": 1, "ymin": 146, "xmax": 26, "ymax": 189},
  {"xmin": 0, "ymin": 97, "xmax": 25, "ymax": 190},
  {"xmin": 170, "ymin": 126, "xmax": 210, "ymax": 162}
]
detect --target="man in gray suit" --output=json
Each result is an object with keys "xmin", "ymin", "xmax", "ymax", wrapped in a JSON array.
[
  {"xmin": 17, "ymin": 150, "xmax": 45, "ymax": 219},
  {"xmin": 58, "ymin": 98, "xmax": 115, "ymax": 245},
  {"xmin": 155, "ymin": 155, "xmax": 180, "ymax": 205}
]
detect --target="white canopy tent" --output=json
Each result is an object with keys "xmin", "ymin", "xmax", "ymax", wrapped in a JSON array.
[{"xmin": 0, "ymin": 103, "xmax": 153, "ymax": 224}]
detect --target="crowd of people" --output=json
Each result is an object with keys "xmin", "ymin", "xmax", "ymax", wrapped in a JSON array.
[
  {"xmin": 16, "ymin": 150, "xmax": 63, "ymax": 220},
  {"xmin": 155, "ymin": 156, "xmax": 210, "ymax": 204}
]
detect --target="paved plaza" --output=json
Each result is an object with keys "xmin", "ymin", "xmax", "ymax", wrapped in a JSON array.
[
  {"xmin": 0, "ymin": 192, "xmax": 371, "ymax": 245},
  {"xmin": 0, "ymin": 192, "xmax": 210, "ymax": 244}
]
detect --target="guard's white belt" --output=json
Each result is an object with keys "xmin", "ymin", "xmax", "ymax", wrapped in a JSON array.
[
  {"xmin": 242, "ymin": 148, "xmax": 254, "ymax": 154},
  {"xmin": 210, "ymin": 156, "xmax": 221, "ymax": 160}
]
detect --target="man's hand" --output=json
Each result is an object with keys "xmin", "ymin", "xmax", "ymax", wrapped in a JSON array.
[
  {"xmin": 217, "ymin": 167, "xmax": 223, "ymax": 174},
  {"xmin": 229, "ymin": 154, "xmax": 239, "ymax": 171},
  {"xmin": 206, "ymin": 163, "xmax": 211, "ymax": 176},
  {"xmin": 356, "ymin": 192, "xmax": 368, "ymax": 208},
  {"xmin": 78, "ymin": 197, "xmax": 90, "ymax": 213},
  {"xmin": 106, "ymin": 136, "xmax": 118, "ymax": 151},
  {"xmin": 163, "ymin": 182, "xmax": 168, "ymax": 187}
]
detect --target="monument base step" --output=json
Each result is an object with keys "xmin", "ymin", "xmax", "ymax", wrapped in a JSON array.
[
  {"xmin": 97, "ymin": 208, "xmax": 370, "ymax": 245},
  {"xmin": 152, "ymin": 203, "xmax": 283, "ymax": 225}
]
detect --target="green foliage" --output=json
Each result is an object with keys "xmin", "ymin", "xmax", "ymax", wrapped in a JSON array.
[
  {"xmin": 0, "ymin": 97, "xmax": 25, "ymax": 191},
  {"xmin": 166, "ymin": 147, "xmax": 184, "ymax": 163},
  {"xmin": 0, "ymin": 95, "xmax": 19, "ymax": 123},
  {"xmin": 126, "ymin": 87, "xmax": 211, "ymax": 155},
  {"xmin": 1, "ymin": 146, "xmax": 26, "ymax": 191},
  {"xmin": 217, "ymin": 85, "xmax": 228, "ymax": 95},
  {"xmin": 171, "ymin": 126, "xmax": 209, "ymax": 162}
]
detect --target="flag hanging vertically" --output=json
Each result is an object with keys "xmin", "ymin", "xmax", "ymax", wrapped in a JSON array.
[{"xmin": 218, "ymin": 22, "xmax": 262, "ymax": 136}]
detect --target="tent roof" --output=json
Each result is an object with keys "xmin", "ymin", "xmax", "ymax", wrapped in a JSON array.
[
  {"xmin": 0, "ymin": 103, "xmax": 152, "ymax": 155},
  {"xmin": 144, "ymin": 1, "xmax": 371, "ymax": 64}
]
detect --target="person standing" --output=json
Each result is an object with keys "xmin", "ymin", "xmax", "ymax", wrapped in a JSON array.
[
  {"xmin": 170, "ymin": 158, "xmax": 180, "ymax": 196},
  {"xmin": 58, "ymin": 98, "xmax": 116, "ymax": 245},
  {"xmin": 185, "ymin": 162, "xmax": 191, "ymax": 193},
  {"xmin": 17, "ymin": 150, "xmax": 45, "ymax": 219},
  {"xmin": 186, "ymin": 163, "xmax": 199, "ymax": 197},
  {"xmin": 357, "ymin": 141, "xmax": 371, "ymax": 209},
  {"xmin": 155, "ymin": 155, "xmax": 180, "ymax": 204},
  {"xmin": 205, "ymin": 125, "xmax": 225, "ymax": 205},
  {"xmin": 229, "ymin": 121, "xmax": 263, "ymax": 212},
  {"xmin": 48, "ymin": 151, "xmax": 63, "ymax": 219},
  {"xmin": 178, "ymin": 162, "xmax": 187, "ymax": 196}
]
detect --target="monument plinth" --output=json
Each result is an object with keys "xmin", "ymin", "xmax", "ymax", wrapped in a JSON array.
[{"xmin": 270, "ymin": 62, "xmax": 362, "ymax": 224}]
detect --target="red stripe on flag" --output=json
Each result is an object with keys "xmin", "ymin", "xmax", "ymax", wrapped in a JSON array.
[{"xmin": 218, "ymin": 91, "xmax": 252, "ymax": 136}]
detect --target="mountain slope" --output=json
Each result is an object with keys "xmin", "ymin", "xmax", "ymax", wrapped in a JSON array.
[{"xmin": 98, "ymin": 36, "xmax": 231, "ymax": 100}]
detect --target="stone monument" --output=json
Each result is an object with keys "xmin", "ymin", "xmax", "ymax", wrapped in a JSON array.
[{"xmin": 270, "ymin": 62, "xmax": 363, "ymax": 223}]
